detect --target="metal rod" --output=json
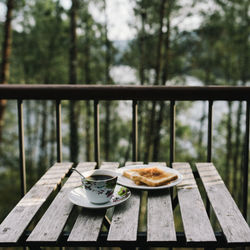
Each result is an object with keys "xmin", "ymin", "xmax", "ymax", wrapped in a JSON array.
[
  {"xmin": 170, "ymin": 101, "xmax": 176, "ymax": 166},
  {"xmin": 18, "ymin": 231, "xmax": 240, "ymax": 248},
  {"xmin": 243, "ymin": 101, "xmax": 249, "ymax": 219},
  {"xmin": 56, "ymin": 100, "xmax": 62, "ymax": 162},
  {"xmin": 206, "ymin": 100, "xmax": 213, "ymax": 217},
  {"xmin": 132, "ymin": 100, "xmax": 138, "ymax": 161},
  {"xmin": 94, "ymin": 100, "xmax": 100, "ymax": 168},
  {"xmin": 17, "ymin": 100, "xmax": 26, "ymax": 196},
  {"xmin": 207, "ymin": 101, "xmax": 213, "ymax": 162}
]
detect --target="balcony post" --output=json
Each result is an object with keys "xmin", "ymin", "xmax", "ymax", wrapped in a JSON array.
[
  {"xmin": 56, "ymin": 100, "xmax": 62, "ymax": 162},
  {"xmin": 17, "ymin": 99, "xmax": 26, "ymax": 196},
  {"xmin": 94, "ymin": 100, "xmax": 100, "ymax": 167},
  {"xmin": 132, "ymin": 100, "xmax": 138, "ymax": 161},
  {"xmin": 207, "ymin": 101, "xmax": 213, "ymax": 162},
  {"xmin": 170, "ymin": 101, "xmax": 176, "ymax": 165},
  {"xmin": 206, "ymin": 100, "xmax": 213, "ymax": 217},
  {"xmin": 243, "ymin": 101, "xmax": 249, "ymax": 219}
]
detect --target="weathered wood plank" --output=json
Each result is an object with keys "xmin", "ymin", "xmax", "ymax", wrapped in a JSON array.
[
  {"xmin": 0, "ymin": 162, "xmax": 73, "ymax": 244},
  {"xmin": 196, "ymin": 162, "xmax": 250, "ymax": 243},
  {"xmin": 147, "ymin": 162, "xmax": 176, "ymax": 242},
  {"xmin": 107, "ymin": 161, "xmax": 141, "ymax": 241},
  {"xmin": 27, "ymin": 162, "xmax": 96, "ymax": 242},
  {"xmin": 148, "ymin": 162, "xmax": 167, "ymax": 166},
  {"xmin": 68, "ymin": 162, "xmax": 119, "ymax": 242},
  {"xmin": 68, "ymin": 208, "xmax": 106, "ymax": 242},
  {"xmin": 173, "ymin": 163, "xmax": 216, "ymax": 242},
  {"xmin": 124, "ymin": 161, "xmax": 143, "ymax": 166},
  {"xmin": 148, "ymin": 162, "xmax": 173, "ymax": 239},
  {"xmin": 99, "ymin": 162, "xmax": 120, "ymax": 169}
]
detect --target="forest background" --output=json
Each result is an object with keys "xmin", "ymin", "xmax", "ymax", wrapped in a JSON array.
[{"xmin": 0, "ymin": 0, "xmax": 249, "ymax": 241}]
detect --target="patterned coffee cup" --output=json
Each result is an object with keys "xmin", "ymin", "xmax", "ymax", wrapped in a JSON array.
[{"xmin": 82, "ymin": 169, "xmax": 118, "ymax": 204}]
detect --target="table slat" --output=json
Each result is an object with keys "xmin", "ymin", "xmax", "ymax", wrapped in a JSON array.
[
  {"xmin": 147, "ymin": 162, "xmax": 176, "ymax": 241},
  {"xmin": 27, "ymin": 162, "xmax": 96, "ymax": 242},
  {"xmin": 0, "ymin": 162, "xmax": 72, "ymax": 244},
  {"xmin": 196, "ymin": 162, "xmax": 250, "ymax": 243},
  {"xmin": 68, "ymin": 162, "xmax": 119, "ymax": 242},
  {"xmin": 99, "ymin": 162, "xmax": 120, "ymax": 169},
  {"xmin": 107, "ymin": 161, "xmax": 141, "ymax": 241},
  {"xmin": 173, "ymin": 163, "xmax": 216, "ymax": 242}
]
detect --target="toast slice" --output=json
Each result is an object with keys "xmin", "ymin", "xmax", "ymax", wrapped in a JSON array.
[{"xmin": 123, "ymin": 167, "xmax": 178, "ymax": 187}]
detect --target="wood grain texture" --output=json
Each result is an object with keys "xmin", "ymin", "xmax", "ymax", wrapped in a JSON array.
[
  {"xmin": 107, "ymin": 190, "xmax": 141, "ymax": 241},
  {"xmin": 124, "ymin": 161, "xmax": 144, "ymax": 166},
  {"xmin": 27, "ymin": 162, "xmax": 96, "ymax": 242},
  {"xmin": 148, "ymin": 162, "xmax": 167, "ymax": 166},
  {"xmin": 0, "ymin": 162, "xmax": 73, "ymax": 243},
  {"xmin": 107, "ymin": 161, "xmax": 141, "ymax": 241},
  {"xmin": 147, "ymin": 162, "xmax": 176, "ymax": 241},
  {"xmin": 173, "ymin": 162, "xmax": 216, "ymax": 242},
  {"xmin": 67, "ymin": 162, "xmax": 119, "ymax": 242},
  {"xmin": 147, "ymin": 189, "xmax": 176, "ymax": 241},
  {"xmin": 196, "ymin": 162, "xmax": 250, "ymax": 243},
  {"xmin": 99, "ymin": 162, "xmax": 120, "ymax": 169}
]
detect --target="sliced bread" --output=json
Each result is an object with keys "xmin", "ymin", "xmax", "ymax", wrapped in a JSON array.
[{"xmin": 123, "ymin": 167, "xmax": 178, "ymax": 187}]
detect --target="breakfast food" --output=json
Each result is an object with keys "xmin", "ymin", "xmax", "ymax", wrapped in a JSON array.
[{"xmin": 123, "ymin": 167, "xmax": 178, "ymax": 187}]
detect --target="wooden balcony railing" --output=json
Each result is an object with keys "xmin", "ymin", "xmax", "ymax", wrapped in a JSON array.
[{"xmin": 0, "ymin": 84, "xmax": 249, "ymax": 219}]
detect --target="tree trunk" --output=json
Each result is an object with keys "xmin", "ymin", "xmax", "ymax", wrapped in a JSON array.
[
  {"xmin": 237, "ymin": 1, "xmax": 249, "ymax": 205},
  {"xmin": 49, "ymin": 101, "xmax": 56, "ymax": 166},
  {"xmin": 0, "ymin": 0, "xmax": 14, "ymax": 141},
  {"xmin": 70, "ymin": 101, "xmax": 79, "ymax": 163},
  {"xmin": 144, "ymin": 0, "xmax": 166, "ymax": 162},
  {"xmin": 85, "ymin": 101, "xmax": 92, "ymax": 161},
  {"xmin": 152, "ymin": 101, "xmax": 165, "ymax": 161},
  {"xmin": 152, "ymin": 0, "xmax": 170, "ymax": 161},
  {"xmin": 38, "ymin": 102, "xmax": 48, "ymax": 177},
  {"xmin": 137, "ymin": 5, "xmax": 146, "ymax": 160},
  {"xmin": 232, "ymin": 101, "xmax": 242, "ymax": 198},
  {"xmin": 69, "ymin": 0, "xmax": 79, "ymax": 163},
  {"xmin": 197, "ymin": 102, "xmax": 206, "ymax": 160},
  {"xmin": 26, "ymin": 100, "xmax": 36, "ymax": 184},
  {"xmin": 138, "ymin": 6, "xmax": 146, "ymax": 87},
  {"xmin": 103, "ymin": 0, "xmax": 111, "ymax": 161},
  {"xmin": 83, "ymin": 15, "xmax": 92, "ymax": 161}
]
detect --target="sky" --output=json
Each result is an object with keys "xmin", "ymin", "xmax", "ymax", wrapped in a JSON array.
[{"xmin": 60, "ymin": 0, "xmax": 136, "ymax": 41}]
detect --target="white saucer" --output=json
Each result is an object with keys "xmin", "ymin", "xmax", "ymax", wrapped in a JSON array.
[{"xmin": 68, "ymin": 184, "xmax": 131, "ymax": 209}]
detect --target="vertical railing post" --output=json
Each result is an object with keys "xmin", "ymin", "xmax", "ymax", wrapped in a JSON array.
[
  {"xmin": 206, "ymin": 100, "xmax": 213, "ymax": 217},
  {"xmin": 243, "ymin": 100, "xmax": 249, "ymax": 219},
  {"xmin": 17, "ymin": 99, "xmax": 26, "ymax": 197},
  {"xmin": 56, "ymin": 100, "xmax": 62, "ymax": 162},
  {"xmin": 94, "ymin": 100, "xmax": 100, "ymax": 168},
  {"xmin": 170, "ymin": 101, "xmax": 176, "ymax": 166},
  {"xmin": 207, "ymin": 101, "xmax": 213, "ymax": 162},
  {"xmin": 132, "ymin": 100, "xmax": 138, "ymax": 162}
]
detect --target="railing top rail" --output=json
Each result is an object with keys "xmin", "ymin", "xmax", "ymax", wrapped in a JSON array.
[{"xmin": 0, "ymin": 84, "xmax": 249, "ymax": 101}]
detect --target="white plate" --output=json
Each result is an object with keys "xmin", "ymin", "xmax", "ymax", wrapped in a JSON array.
[
  {"xmin": 68, "ymin": 185, "xmax": 131, "ymax": 209},
  {"xmin": 117, "ymin": 164, "xmax": 183, "ymax": 190}
]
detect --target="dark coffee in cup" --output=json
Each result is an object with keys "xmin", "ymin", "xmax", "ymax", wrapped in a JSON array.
[{"xmin": 86, "ymin": 175, "xmax": 113, "ymax": 181}]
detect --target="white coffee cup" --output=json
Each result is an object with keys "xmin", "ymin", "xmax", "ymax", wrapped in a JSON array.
[{"xmin": 81, "ymin": 169, "xmax": 118, "ymax": 204}]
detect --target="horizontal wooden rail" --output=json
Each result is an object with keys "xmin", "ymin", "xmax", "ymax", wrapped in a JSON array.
[{"xmin": 0, "ymin": 85, "xmax": 249, "ymax": 101}]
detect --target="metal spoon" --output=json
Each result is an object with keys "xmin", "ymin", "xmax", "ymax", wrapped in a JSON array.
[{"xmin": 72, "ymin": 168, "xmax": 85, "ymax": 179}]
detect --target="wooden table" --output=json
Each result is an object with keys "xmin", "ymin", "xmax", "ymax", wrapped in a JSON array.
[{"xmin": 0, "ymin": 161, "xmax": 250, "ymax": 248}]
